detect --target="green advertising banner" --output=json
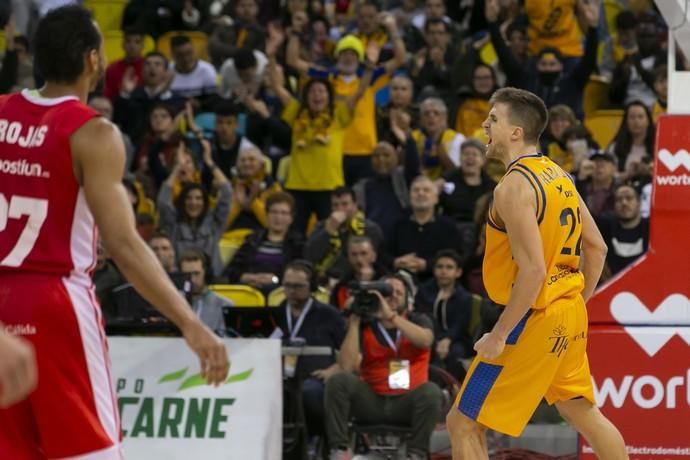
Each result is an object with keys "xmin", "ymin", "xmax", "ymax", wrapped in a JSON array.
[{"xmin": 109, "ymin": 338, "xmax": 282, "ymax": 459}]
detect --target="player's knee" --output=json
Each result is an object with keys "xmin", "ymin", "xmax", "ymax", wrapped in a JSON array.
[{"xmin": 446, "ymin": 407, "xmax": 482, "ymax": 437}]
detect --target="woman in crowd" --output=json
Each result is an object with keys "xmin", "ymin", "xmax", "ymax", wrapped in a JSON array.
[
  {"xmin": 265, "ymin": 29, "xmax": 372, "ymax": 233},
  {"xmin": 540, "ymin": 104, "xmax": 578, "ymax": 172},
  {"xmin": 451, "ymin": 63, "xmax": 498, "ymax": 138},
  {"xmin": 158, "ymin": 140, "xmax": 233, "ymax": 280},
  {"xmin": 225, "ymin": 192, "xmax": 305, "ymax": 292},
  {"xmin": 226, "ymin": 147, "xmax": 282, "ymax": 232},
  {"xmin": 608, "ymin": 100, "xmax": 656, "ymax": 181}
]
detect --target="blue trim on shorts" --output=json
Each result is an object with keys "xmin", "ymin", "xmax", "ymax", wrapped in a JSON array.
[
  {"xmin": 505, "ymin": 309, "xmax": 532, "ymax": 345},
  {"xmin": 458, "ymin": 363, "xmax": 503, "ymax": 420}
]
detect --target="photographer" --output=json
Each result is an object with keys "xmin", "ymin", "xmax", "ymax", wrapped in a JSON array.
[{"xmin": 324, "ymin": 274, "xmax": 441, "ymax": 460}]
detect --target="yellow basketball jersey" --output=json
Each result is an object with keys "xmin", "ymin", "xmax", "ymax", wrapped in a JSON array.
[{"xmin": 483, "ymin": 154, "xmax": 584, "ymax": 308}]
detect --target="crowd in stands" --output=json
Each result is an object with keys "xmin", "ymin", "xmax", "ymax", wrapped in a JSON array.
[{"xmin": 0, "ymin": 0, "xmax": 672, "ymax": 458}]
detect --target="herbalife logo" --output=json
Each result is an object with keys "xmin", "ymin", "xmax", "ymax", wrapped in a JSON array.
[
  {"xmin": 116, "ymin": 368, "xmax": 253, "ymax": 439},
  {"xmin": 610, "ymin": 292, "xmax": 690, "ymax": 356},
  {"xmin": 657, "ymin": 149, "xmax": 690, "ymax": 186}
]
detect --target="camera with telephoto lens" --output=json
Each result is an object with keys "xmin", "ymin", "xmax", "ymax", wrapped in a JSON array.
[{"xmin": 349, "ymin": 281, "xmax": 393, "ymax": 317}]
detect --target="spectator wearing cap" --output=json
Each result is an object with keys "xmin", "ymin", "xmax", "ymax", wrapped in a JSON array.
[
  {"xmin": 487, "ymin": 0, "xmax": 600, "ymax": 118},
  {"xmin": 412, "ymin": 97, "xmax": 465, "ymax": 180},
  {"xmin": 287, "ymin": 13, "xmax": 407, "ymax": 185},
  {"xmin": 354, "ymin": 115, "xmax": 420, "ymax": 240},
  {"xmin": 439, "ymin": 138, "xmax": 496, "ymax": 224},
  {"xmin": 540, "ymin": 105, "xmax": 578, "ymax": 172},
  {"xmin": 596, "ymin": 184, "xmax": 649, "ymax": 281},
  {"xmin": 576, "ymin": 150, "xmax": 618, "ymax": 218},
  {"xmin": 266, "ymin": 29, "xmax": 372, "ymax": 234}
]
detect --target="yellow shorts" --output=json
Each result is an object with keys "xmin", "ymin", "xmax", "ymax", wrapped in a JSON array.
[{"xmin": 452, "ymin": 295, "xmax": 595, "ymax": 437}]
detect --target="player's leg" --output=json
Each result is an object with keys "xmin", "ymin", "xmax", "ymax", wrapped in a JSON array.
[
  {"xmin": 447, "ymin": 308, "xmax": 561, "ymax": 458},
  {"xmin": 555, "ymin": 398, "xmax": 628, "ymax": 459},
  {"xmin": 6, "ymin": 275, "xmax": 122, "ymax": 459},
  {"xmin": 445, "ymin": 407, "xmax": 489, "ymax": 460},
  {"xmin": 546, "ymin": 297, "xmax": 627, "ymax": 459}
]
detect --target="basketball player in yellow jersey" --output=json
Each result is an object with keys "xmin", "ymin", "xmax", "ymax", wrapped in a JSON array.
[{"xmin": 446, "ymin": 88, "xmax": 628, "ymax": 459}]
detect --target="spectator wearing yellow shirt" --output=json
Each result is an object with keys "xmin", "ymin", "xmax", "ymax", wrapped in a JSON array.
[
  {"xmin": 523, "ymin": 0, "xmax": 584, "ymax": 59},
  {"xmin": 287, "ymin": 13, "xmax": 407, "ymax": 185},
  {"xmin": 352, "ymin": 0, "xmax": 393, "ymax": 60},
  {"xmin": 266, "ymin": 28, "xmax": 375, "ymax": 234},
  {"xmin": 540, "ymin": 105, "xmax": 578, "ymax": 172},
  {"xmin": 451, "ymin": 63, "xmax": 498, "ymax": 138},
  {"xmin": 412, "ymin": 98, "xmax": 465, "ymax": 180},
  {"xmin": 227, "ymin": 147, "xmax": 283, "ymax": 232}
]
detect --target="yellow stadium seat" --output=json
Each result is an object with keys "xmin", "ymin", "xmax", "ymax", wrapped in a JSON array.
[
  {"xmin": 267, "ymin": 286, "xmax": 331, "ymax": 307},
  {"xmin": 210, "ymin": 284, "xmax": 266, "ymax": 307},
  {"xmin": 218, "ymin": 228, "xmax": 253, "ymax": 266},
  {"xmin": 157, "ymin": 31, "xmax": 209, "ymax": 61},
  {"xmin": 584, "ymin": 110, "xmax": 624, "ymax": 150},
  {"xmin": 103, "ymin": 30, "xmax": 156, "ymax": 64},
  {"xmin": 584, "ymin": 75, "xmax": 611, "ymax": 116},
  {"xmin": 84, "ymin": 0, "xmax": 127, "ymax": 32}
]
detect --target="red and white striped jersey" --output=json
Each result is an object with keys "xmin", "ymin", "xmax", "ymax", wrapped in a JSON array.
[{"xmin": 0, "ymin": 89, "xmax": 100, "ymax": 282}]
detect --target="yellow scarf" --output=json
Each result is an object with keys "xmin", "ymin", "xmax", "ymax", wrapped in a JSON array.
[{"xmin": 293, "ymin": 108, "xmax": 333, "ymax": 148}]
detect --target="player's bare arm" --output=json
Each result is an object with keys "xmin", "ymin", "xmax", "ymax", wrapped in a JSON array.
[
  {"xmin": 577, "ymin": 193, "xmax": 608, "ymax": 302},
  {"xmin": 71, "ymin": 117, "xmax": 230, "ymax": 385},
  {"xmin": 0, "ymin": 326, "xmax": 37, "ymax": 408},
  {"xmin": 475, "ymin": 172, "xmax": 547, "ymax": 360}
]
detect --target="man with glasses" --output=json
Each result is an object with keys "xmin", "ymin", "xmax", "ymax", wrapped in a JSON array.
[{"xmin": 274, "ymin": 260, "xmax": 346, "ymax": 447}]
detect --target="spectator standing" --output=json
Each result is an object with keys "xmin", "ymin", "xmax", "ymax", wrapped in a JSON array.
[
  {"xmin": 169, "ymin": 35, "xmax": 218, "ymax": 102},
  {"xmin": 375, "ymin": 74, "xmax": 419, "ymax": 145},
  {"xmin": 208, "ymin": 0, "xmax": 265, "ymax": 68},
  {"xmin": 158, "ymin": 140, "xmax": 233, "ymax": 279},
  {"xmin": 103, "ymin": 29, "xmax": 145, "ymax": 101}
]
